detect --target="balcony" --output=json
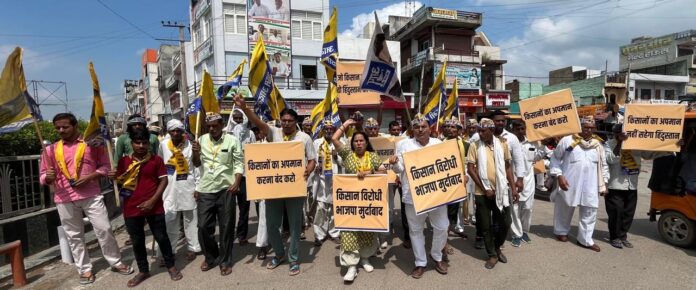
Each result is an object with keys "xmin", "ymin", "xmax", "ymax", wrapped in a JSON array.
[
  {"xmin": 391, "ymin": 6, "xmax": 482, "ymax": 41},
  {"xmin": 172, "ymin": 53, "xmax": 181, "ymax": 73},
  {"xmin": 402, "ymin": 47, "xmax": 480, "ymax": 75}
]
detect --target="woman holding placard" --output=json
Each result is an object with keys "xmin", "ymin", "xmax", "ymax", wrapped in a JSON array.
[{"xmin": 332, "ymin": 119, "xmax": 386, "ymax": 283}]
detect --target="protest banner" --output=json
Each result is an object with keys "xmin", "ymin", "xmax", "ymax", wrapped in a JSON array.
[
  {"xmin": 336, "ymin": 61, "xmax": 381, "ymax": 106},
  {"xmin": 370, "ymin": 136, "xmax": 405, "ymax": 183},
  {"xmin": 332, "ymin": 175, "xmax": 389, "ymax": 232},
  {"xmin": 244, "ymin": 141, "xmax": 307, "ymax": 200},
  {"xmin": 622, "ymin": 104, "xmax": 685, "ymax": 152},
  {"xmin": 519, "ymin": 89, "xmax": 581, "ymax": 142},
  {"xmin": 402, "ymin": 140, "xmax": 467, "ymax": 214}
]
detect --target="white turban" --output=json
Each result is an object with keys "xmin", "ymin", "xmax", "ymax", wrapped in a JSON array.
[{"xmin": 167, "ymin": 119, "xmax": 185, "ymax": 131}]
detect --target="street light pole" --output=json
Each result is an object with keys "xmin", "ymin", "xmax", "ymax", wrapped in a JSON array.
[{"xmin": 162, "ymin": 21, "xmax": 189, "ymax": 117}]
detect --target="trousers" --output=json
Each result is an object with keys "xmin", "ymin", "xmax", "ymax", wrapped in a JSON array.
[
  {"xmin": 605, "ymin": 189, "xmax": 638, "ymax": 241},
  {"xmin": 267, "ymin": 197, "xmax": 305, "ymax": 263},
  {"xmin": 510, "ymin": 196, "xmax": 534, "ymax": 238},
  {"xmin": 475, "ymin": 195, "xmax": 511, "ymax": 257},
  {"xmin": 125, "ymin": 214, "xmax": 175, "ymax": 273},
  {"xmin": 197, "ymin": 189, "xmax": 236, "ymax": 267},
  {"xmin": 404, "ymin": 204, "xmax": 448, "ymax": 267},
  {"xmin": 553, "ymin": 200, "xmax": 597, "ymax": 247},
  {"xmin": 313, "ymin": 201, "xmax": 339, "ymax": 240}
]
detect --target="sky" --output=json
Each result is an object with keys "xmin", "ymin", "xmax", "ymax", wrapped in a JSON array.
[{"xmin": 2, "ymin": 0, "xmax": 695, "ymax": 120}]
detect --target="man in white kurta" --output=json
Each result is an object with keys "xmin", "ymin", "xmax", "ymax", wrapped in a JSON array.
[
  {"xmin": 391, "ymin": 117, "xmax": 448, "ymax": 278},
  {"xmin": 312, "ymin": 122, "xmax": 342, "ymax": 246},
  {"xmin": 509, "ymin": 120, "xmax": 549, "ymax": 247},
  {"xmin": 550, "ymin": 117, "xmax": 609, "ymax": 252},
  {"xmin": 158, "ymin": 119, "xmax": 201, "ymax": 260}
]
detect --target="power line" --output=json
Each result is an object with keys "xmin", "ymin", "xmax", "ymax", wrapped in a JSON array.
[{"xmin": 96, "ymin": 0, "xmax": 158, "ymax": 40}]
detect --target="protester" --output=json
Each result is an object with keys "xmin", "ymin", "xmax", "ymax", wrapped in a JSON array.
[
  {"xmin": 509, "ymin": 120, "xmax": 549, "ymax": 247},
  {"xmin": 111, "ymin": 128, "xmax": 182, "ymax": 287},
  {"xmin": 331, "ymin": 118, "xmax": 385, "ymax": 282},
  {"xmin": 442, "ymin": 117, "xmax": 468, "ymax": 240},
  {"xmin": 40, "ymin": 113, "xmax": 133, "ymax": 285},
  {"xmin": 227, "ymin": 108, "xmax": 256, "ymax": 246},
  {"xmin": 387, "ymin": 120, "xmax": 411, "ymax": 248},
  {"xmin": 302, "ymin": 117, "xmax": 313, "ymax": 136},
  {"xmin": 390, "ymin": 115, "xmax": 449, "ymax": 278},
  {"xmin": 192, "ymin": 112, "xmax": 244, "ymax": 276},
  {"xmin": 550, "ymin": 116, "xmax": 609, "ymax": 252},
  {"xmin": 604, "ymin": 123, "xmax": 671, "ymax": 249},
  {"xmin": 312, "ymin": 121, "xmax": 341, "ymax": 247},
  {"xmin": 115, "ymin": 114, "xmax": 160, "ymax": 159},
  {"xmin": 234, "ymin": 95, "xmax": 317, "ymax": 276},
  {"xmin": 364, "ymin": 117, "xmax": 382, "ymax": 138},
  {"xmin": 157, "ymin": 119, "xmax": 201, "ymax": 263},
  {"xmin": 251, "ymin": 125, "xmax": 270, "ymax": 260},
  {"xmin": 467, "ymin": 118, "xmax": 517, "ymax": 269}
]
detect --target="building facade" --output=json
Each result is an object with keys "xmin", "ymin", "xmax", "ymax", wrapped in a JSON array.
[{"xmin": 619, "ymin": 30, "xmax": 696, "ymax": 101}]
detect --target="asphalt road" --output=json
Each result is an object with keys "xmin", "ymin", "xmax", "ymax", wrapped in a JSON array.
[{"xmin": 7, "ymin": 160, "xmax": 696, "ymax": 290}]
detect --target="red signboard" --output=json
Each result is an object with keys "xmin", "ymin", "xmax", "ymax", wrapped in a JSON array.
[{"xmin": 458, "ymin": 95, "xmax": 484, "ymax": 107}]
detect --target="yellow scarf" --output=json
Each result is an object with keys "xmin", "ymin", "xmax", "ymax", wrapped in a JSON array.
[
  {"xmin": 283, "ymin": 130, "xmax": 297, "ymax": 141},
  {"xmin": 117, "ymin": 153, "xmax": 151, "ymax": 192},
  {"xmin": 166, "ymin": 140, "xmax": 189, "ymax": 175},
  {"xmin": 55, "ymin": 139, "xmax": 87, "ymax": 185},
  {"xmin": 620, "ymin": 150, "xmax": 640, "ymax": 175},
  {"xmin": 354, "ymin": 151, "xmax": 372, "ymax": 173},
  {"xmin": 568, "ymin": 134, "xmax": 604, "ymax": 151},
  {"xmin": 321, "ymin": 139, "xmax": 333, "ymax": 172}
]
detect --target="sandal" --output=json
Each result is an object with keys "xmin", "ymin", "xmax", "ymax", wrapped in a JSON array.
[
  {"xmin": 257, "ymin": 247, "xmax": 268, "ymax": 260},
  {"xmin": 111, "ymin": 264, "xmax": 135, "ymax": 275},
  {"xmin": 168, "ymin": 267, "xmax": 183, "ymax": 281},
  {"xmin": 79, "ymin": 272, "xmax": 95, "ymax": 285},
  {"xmin": 127, "ymin": 272, "xmax": 150, "ymax": 288},
  {"xmin": 289, "ymin": 262, "xmax": 301, "ymax": 276},
  {"xmin": 266, "ymin": 256, "xmax": 285, "ymax": 270},
  {"xmin": 220, "ymin": 266, "xmax": 233, "ymax": 276}
]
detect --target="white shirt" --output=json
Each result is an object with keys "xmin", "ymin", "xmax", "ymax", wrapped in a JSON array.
[
  {"xmin": 604, "ymin": 138, "xmax": 669, "ymax": 191},
  {"xmin": 519, "ymin": 137, "xmax": 550, "ymax": 200},
  {"xmin": 312, "ymin": 138, "xmax": 343, "ymax": 203},
  {"xmin": 248, "ymin": 3, "xmax": 271, "ymax": 17},
  {"xmin": 268, "ymin": 34, "xmax": 282, "ymax": 43},
  {"xmin": 271, "ymin": 5, "xmax": 290, "ymax": 21},
  {"xmin": 272, "ymin": 60, "xmax": 290, "ymax": 77},
  {"xmin": 268, "ymin": 127, "xmax": 317, "ymax": 163},
  {"xmin": 393, "ymin": 137, "xmax": 442, "ymax": 205},
  {"xmin": 159, "ymin": 139, "xmax": 199, "ymax": 212},
  {"xmin": 499, "ymin": 129, "xmax": 527, "ymax": 178},
  {"xmin": 550, "ymin": 135, "xmax": 609, "ymax": 208}
]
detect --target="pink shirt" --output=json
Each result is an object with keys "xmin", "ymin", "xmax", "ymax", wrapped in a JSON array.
[{"xmin": 39, "ymin": 138, "xmax": 111, "ymax": 203}]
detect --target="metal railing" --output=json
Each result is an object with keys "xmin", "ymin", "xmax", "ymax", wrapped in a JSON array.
[
  {"xmin": 0, "ymin": 155, "xmax": 48, "ymax": 219},
  {"xmin": 185, "ymin": 76, "xmax": 331, "ymax": 99}
]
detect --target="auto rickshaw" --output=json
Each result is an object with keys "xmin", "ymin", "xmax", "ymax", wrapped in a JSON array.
[{"xmin": 648, "ymin": 97, "xmax": 696, "ymax": 248}]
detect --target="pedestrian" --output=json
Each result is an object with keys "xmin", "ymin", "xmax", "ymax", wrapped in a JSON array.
[
  {"xmin": 604, "ymin": 123, "xmax": 671, "ymax": 248},
  {"xmin": 550, "ymin": 116, "xmax": 609, "ymax": 252},
  {"xmin": 227, "ymin": 108, "xmax": 256, "ymax": 246},
  {"xmin": 40, "ymin": 113, "xmax": 134, "ymax": 285},
  {"xmin": 111, "ymin": 128, "xmax": 182, "ymax": 287},
  {"xmin": 332, "ymin": 119, "xmax": 385, "ymax": 282},
  {"xmin": 387, "ymin": 120, "xmax": 411, "ymax": 249},
  {"xmin": 235, "ymin": 95, "xmax": 317, "ymax": 276},
  {"xmin": 467, "ymin": 118, "xmax": 517, "ymax": 269},
  {"xmin": 312, "ymin": 120, "xmax": 341, "ymax": 247},
  {"xmin": 390, "ymin": 115, "xmax": 449, "ymax": 278},
  {"xmin": 157, "ymin": 119, "xmax": 201, "ymax": 263},
  {"xmin": 509, "ymin": 120, "xmax": 549, "ymax": 247},
  {"xmin": 192, "ymin": 112, "xmax": 244, "ymax": 276},
  {"xmin": 115, "ymin": 114, "xmax": 160, "ymax": 159}
]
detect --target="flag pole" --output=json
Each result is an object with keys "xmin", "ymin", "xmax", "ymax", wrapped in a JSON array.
[
  {"xmin": 105, "ymin": 139, "xmax": 120, "ymax": 206},
  {"xmin": 195, "ymin": 111, "xmax": 202, "ymax": 140}
]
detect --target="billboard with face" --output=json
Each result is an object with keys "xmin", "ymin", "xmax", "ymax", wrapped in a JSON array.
[{"xmin": 248, "ymin": 0, "xmax": 292, "ymax": 78}]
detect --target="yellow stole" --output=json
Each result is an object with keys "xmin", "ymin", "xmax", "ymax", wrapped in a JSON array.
[
  {"xmin": 55, "ymin": 139, "xmax": 87, "ymax": 185},
  {"xmin": 166, "ymin": 140, "xmax": 189, "ymax": 175},
  {"xmin": 283, "ymin": 131, "xmax": 297, "ymax": 141},
  {"xmin": 116, "ymin": 153, "xmax": 151, "ymax": 193},
  {"xmin": 354, "ymin": 151, "xmax": 372, "ymax": 173},
  {"xmin": 620, "ymin": 150, "xmax": 640, "ymax": 175},
  {"xmin": 321, "ymin": 139, "xmax": 333, "ymax": 172}
]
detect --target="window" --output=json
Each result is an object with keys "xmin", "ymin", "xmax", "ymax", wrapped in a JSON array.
[
  {"xmin": 640, "ymin": 89, "xmax": 651, "ymax": 100},
  {"xmin": 291, "ymin": 10, "xmax": 322, "ymax": 40},
  {"xmin": 655, "ymin": 89, "xmax": 661, "ymax": 100},
  {"xmin": 665, "ymin": 89, "xmax": 676, "ymax": 100},
  {"xmin": 224, "ymin": 4, "xmax": 247, "ymax": 35},
  {"xmin": 193, "ymin": 24, "xmax": 203, "ymax": 48}
]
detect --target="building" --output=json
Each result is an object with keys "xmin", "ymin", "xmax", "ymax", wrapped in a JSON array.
[
  {"xmin": 123, "ymin": 79, "xmax": 143, "ymax": 117},
  {"xmin": 619, "ymin": 30, "xmax": 696, "ymax": 102},
  {"xmin": 548, "ymin": 66, "xmax": 602, "ymax": 86},
  {"xmin": 157, "ymin": 44, "xmax": 180, "ymax": 125},
  {"xmin": 390, "ymin": 6, "xmax": 509, "ymax": 119},
  {"xmin": 506, "ymin": 80, "xmax": 543, "ymax": 102}
]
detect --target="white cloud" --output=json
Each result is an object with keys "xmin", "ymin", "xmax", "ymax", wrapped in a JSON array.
[
  {"xmin": 340, "ymin": 1, "xmax": 423, "ymax": 38},
  {"xmin": 0, "ymin": 45, "xmax": 53, "ymax": 74},
  {"xmin": 495, "ymin": 0, "xmax": 696, "ymax": 84}
]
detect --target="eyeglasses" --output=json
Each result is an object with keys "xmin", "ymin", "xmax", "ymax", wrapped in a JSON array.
[{"xmin": 280, "ymin": 119, "xmax": 295, "ymax": 124}]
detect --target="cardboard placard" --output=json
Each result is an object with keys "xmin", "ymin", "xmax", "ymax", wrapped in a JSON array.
[
  {"xmin": 370, "ymin": 136, "xmax": 405, "ymax": 183},
  {"xmin": 244, "ymin": 142, "xmax": 307, "ymax": 200},
  {"xmin": 623, "ymin": 104, "xmax": 685, "ymax": 152},
  {"xmin": 332, "ymin": 174, "xmax": 389, "ymax": 232},
  {"xmin": 336, "ymin": 61, "xmax": 381, "ymax": 106},
  {"xmin": 402, "ymin": 141, "xmax": 467, "ymax": 214},
  {"xmin": 519, "ymin": 89, "xmax": 581, "ymax": 142}
]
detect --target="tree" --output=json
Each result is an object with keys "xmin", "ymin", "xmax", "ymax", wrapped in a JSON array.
[{"xmin": 0, "ymin": 120, "xmax": 88, "ymax": 156}]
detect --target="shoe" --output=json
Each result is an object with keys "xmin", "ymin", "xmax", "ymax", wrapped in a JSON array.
[
  {"xmin": 257, "ymin": 247, "xmax": 268, "ymax": 260},
  {"xmin": 343, "ymin": 266, "xmax": 358, "ymax": 282},
  {"xmin": 536, "ymin": 186, "xmax": 548, "ymax": 191},
  {"xmin": 484, "ymin": 256, "xmax": 498, "ymax": 269},
  {"xmin": 380, "ymin": 241, "xmax": 388, "ymax": 249},
  {"xmin": 402, "ymin": 240, "xmax": 412, "ymax": 249},
  {"xmin": 314, "ymin": 239, "xmax": 323, "ymax": 247},
  {"xmin": 511, "ymin": 237, "xmax": 522, "ymax": 247},
  {"xmin": 555, "ymin": 235, "xmax": 569, "ymax": 242},
  {"xmin": 521, "ymin": 233, "xmax": 532, "ymax": 243},
  {"xmin": 434, "ymin": 260, "xmax": 448, "ymax": 275},
  {"xmin": 410, "ymin": 266, "xmax": 425, "ymax": 279},
  {"xmin": 610, "ymin": 239, "xmax": 623, "ymax": 249},
  {"xmin": 453, "ymin": 229, "xmax": 468, "ymax": 239},
  {"xmin": 496, "ymin": 249, "xmax": 508, "ymax": 263},
  {"xmin": 474, "ymin": 237, "xmax": 484, "ymax": 249},
  {"xmin": 360, "ymin": 258, "xmax": 374, "ymax": 273},
  {"xmin": 300, "ymin": 231, "xmax": 306, "ymax": 240},
  {"xmin": 576, "ymin": 241, "xmax": 601, "ymax": 252},
  {"xmin": 621, "ymin": 239, "xmax": 634, "ymax": 248}
]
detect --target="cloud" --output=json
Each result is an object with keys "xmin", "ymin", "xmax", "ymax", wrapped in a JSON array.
[
  {"xmin": 495, "ymin": 0, "xmax": 696, "ymax": 84},
  {"xmin": 340, "ymin": 1, "xmax": 424, "ymax": 38},
  {"xmin": 0, "ymin": 45, "xmax": 54, "ymax": 74}
]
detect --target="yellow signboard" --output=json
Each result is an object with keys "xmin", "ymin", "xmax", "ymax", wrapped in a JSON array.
[
  {"xmin": 244, "ymin": 142, "xmax": 307, "ymax": 200},
  {"xmin": 623, "ymin": 104, "xmax": 685, "ymax": 152},
  {"xmin": 333, "ymin": 175, "xmax": 389, "ymax": 232},
  {"xmin": 519, "ymin": 89, "xmax": 581, "ymax": 142}
]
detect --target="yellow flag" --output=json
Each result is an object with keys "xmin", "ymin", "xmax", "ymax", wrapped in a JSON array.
[
  {"xmin": 321, "ymin": 7, "xmax": 338, "ymax": 83},
  {"xmin": 199, "ymin": 70, "xmax": 220, "ymax": 113},
  {"xmin": 249, "ymin": 35, "xmax": 287, "ymax": 121},
  {"xmin": 0, "ymin": 47, "xmax": 31, "ymax": 128},
  {"xmin": 422, "ymin": 61, "xmax": 448, "ymax": 126},
  {"xmin": 83, "ymin": 62, "xmax": 110, "ymax": 146},
  {"xmin": 439, "ymin": 78, "xmax": 458, "ymax": 124}
]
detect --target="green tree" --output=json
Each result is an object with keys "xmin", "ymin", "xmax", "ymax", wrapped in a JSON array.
[{"xmin": 0, "ymin": 120, "xmax": 88, "ymax": 157}]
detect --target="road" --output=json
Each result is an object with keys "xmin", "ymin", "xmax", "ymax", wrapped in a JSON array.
[{"xmin": 5, "ymin": 160, "xmax": 696, "ymax": 289}]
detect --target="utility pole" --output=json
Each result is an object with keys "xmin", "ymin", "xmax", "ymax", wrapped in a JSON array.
[{"xmin": 162, "ymin": 21, "xmax": 189, "ymax": 115}]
